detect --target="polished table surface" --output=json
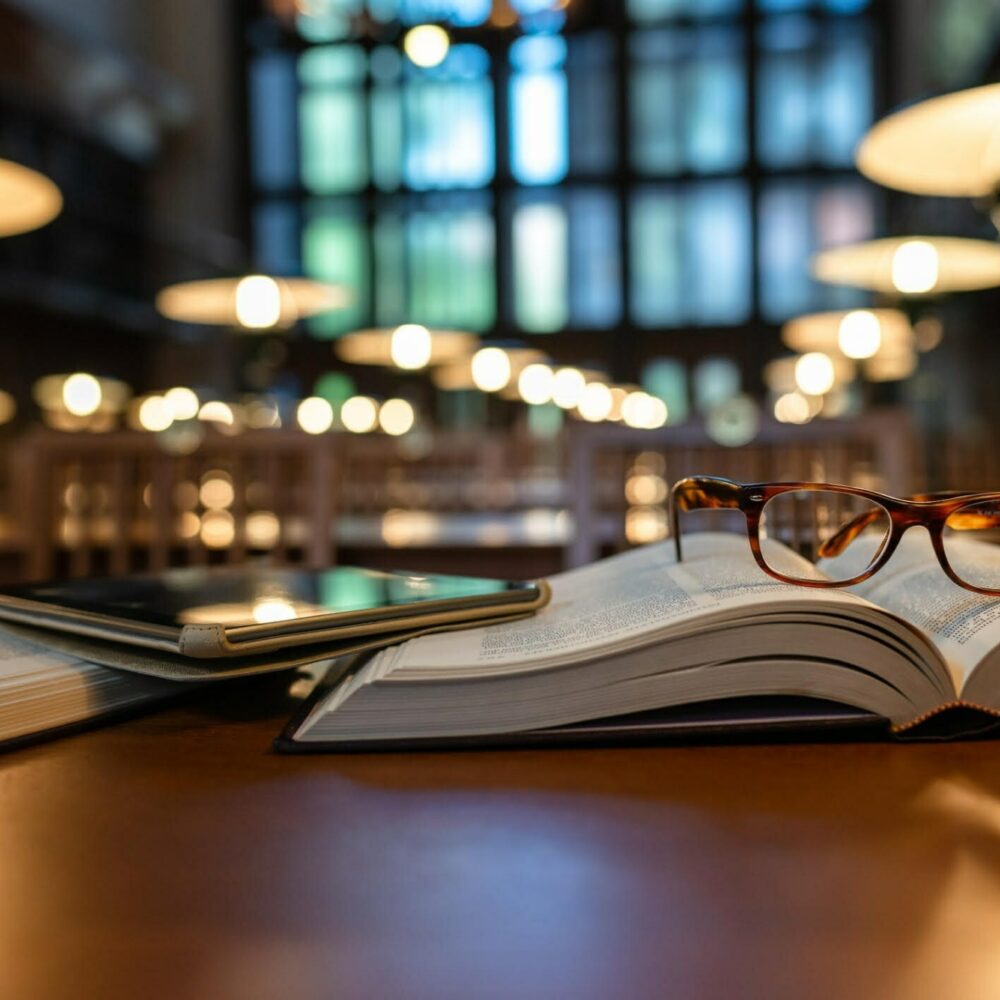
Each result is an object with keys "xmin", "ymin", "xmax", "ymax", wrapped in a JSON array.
[{"xmin": 5, "ymin": 686, "xmax": 1000, "ymax": 1000}]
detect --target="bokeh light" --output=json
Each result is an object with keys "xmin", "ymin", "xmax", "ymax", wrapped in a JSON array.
[
  {"xmin": 341, "ymin": 395, "xmax": 379, "ymax": 433},
  {"xmin": 379, "ymin": 398, "xmax": 415, "ymax": 436},
  {"xmin": 296, "ymin": 396, "xmax": 334, "ymax": 434},
  {"xmin": 403, "ymin": 24, "xmax": 450, "ymax": 68},
  {"xmin": 62, "ymin": 373, "xmax": 102, "ymax": 417},
  {"xmin": 234, "ymin": 275, "xmax": 282, "ymax": 329}
]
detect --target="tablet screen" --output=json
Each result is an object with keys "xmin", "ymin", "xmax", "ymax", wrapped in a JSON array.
[{"xmin": 0, "ymin": 566, "xmax": 539, "ymax": 631}]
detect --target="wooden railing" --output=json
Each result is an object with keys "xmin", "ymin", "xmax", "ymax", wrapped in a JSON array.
[{"xmin": 0, "ymin": 409, "xmax": 939, "ymax": 580}]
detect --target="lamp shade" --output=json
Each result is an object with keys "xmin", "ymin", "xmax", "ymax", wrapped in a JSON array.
[
  {"xmin": 782, "ymin": 308, "xmax": 912, "ymax": 358},
  {"xmin": 0, "ymin": 159, "xmax": 62, "ymax": 237},
  {"xmin": 155, "ymin": 276, "xmax": 349, "ymax": 328},
  {"xmin": 434, "ymin": 346, "xmax": 545, "ymax": 393},
  {"xmin": 336, "ymin": 326, "xmax": 476, "ymax": 369},
  {"xmin": 812, "ymin": 237, "xmax": 1000, "ymax": 295},
  {"xmin": 856, "ymin": 84, "xmax": 1000, "ymax": 197}
]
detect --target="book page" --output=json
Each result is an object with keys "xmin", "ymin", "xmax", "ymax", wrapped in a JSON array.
[
  {"xmin": 375, "ymin": 533, "xmax": 870, "ymax": 679},
  {"xmin": 823, "ymin": 530, "xmax": 1000, "ymax": 691}
]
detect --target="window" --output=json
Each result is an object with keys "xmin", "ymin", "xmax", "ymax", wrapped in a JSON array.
[{"xmin": 245, "ymin": 0, "xmax": 877, "ymax": 351}]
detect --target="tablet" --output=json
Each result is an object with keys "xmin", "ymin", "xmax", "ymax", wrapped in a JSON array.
[{"xmin": 0, "ymin": 565, "xmax": 550, "ymax": 659}]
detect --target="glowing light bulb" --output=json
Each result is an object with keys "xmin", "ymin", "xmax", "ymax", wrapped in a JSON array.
[
  {"xmin": 378, "ymin": 398, "xmax": 415, "ymax": 436},
  {"xmin": 390, "ymin": 324, "xmax": 432, "ymax": 370},
  {"xmin": 471, "ymin": 347, "xmax": 511, "ymax": 392},
  {"xmin": 198, "ymin": 401, "xmax": 235, "ymax": 426},
  {"xmin": 164, "ymin": 386, "xmax": 199, "ymax": 421},
  {"xmin": 794, "ymin": 352, "xmax": 836, "ymax": 396},
  {"xmin": 340, "ymin": 395, "xmax": 378, "ymax": 433},
  {"xmin": 774, "ymin": 392, "xmax": 813, "ymax": 425},
  {"xmin": 577, "ymin": 382, "xmax": 613, "ymax": 422},
  {"xmin": 551, "ymin": 368, "xmax": 586, "ymax": 410},
  {"xmin": 891, "ymin": 240, "xmax": 939, "ymax": 294},
  {"xmin": 62, "ymin": 373, "xmax": 102, "ymax": 417},
  {"xmin": 403, "ymin": 24, "xmax": 450, "ymax": 68},
  {"xmin": 518, "ymin": 364, "xmax": 554, "ymax": 405},
  {"xmin": 837, "ymin": 310, "xmax": 882, "ymax": 359},
  {"xmin": 138, "ymin": 395, "xmax": 173, "ymax": 432},
  {"xmin": 622, "ymin": 391, "xmax": 667, "ymax": 429},
  {"xmin": 296, "ymin": 396, "xmax": 334, "ymax": 435},
  {"xmin": 234, "ymin": 275, "xmax": 282, "ymax": 329}
]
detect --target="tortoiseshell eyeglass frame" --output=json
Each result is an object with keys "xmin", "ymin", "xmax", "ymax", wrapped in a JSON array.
[{"xmin": 669, "ymin": 475, "xmax": 1000, "ymax": 596}]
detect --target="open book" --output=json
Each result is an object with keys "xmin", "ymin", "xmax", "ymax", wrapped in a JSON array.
[{"xmin": 281, "ymin": 531, "xmax": 1000, "ymax": 749}]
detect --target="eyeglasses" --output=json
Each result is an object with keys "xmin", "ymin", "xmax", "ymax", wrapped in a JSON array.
[{"xmin": 669, "ymin": 476, "xmax": 1000, "ymax": 595}]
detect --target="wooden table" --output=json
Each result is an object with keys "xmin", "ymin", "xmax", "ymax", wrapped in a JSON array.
[{"xmin": 4, "ymin": 685, "xmax": 1000, "ymax": 1000}]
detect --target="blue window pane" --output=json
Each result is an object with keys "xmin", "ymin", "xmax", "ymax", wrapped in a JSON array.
[
  {"xmin": 688, "ymin": 182, "xmax": 751, "ymax": 323},
  {"xmin": 819, "ymin": 23, "xmax": 873, "ymax": 164},
  {"xmin": 249, "ymin": 53, "xmax": 297, "ymax": 191},
  {"xmin": 757, "ymin": 17, "xmax": 872, "ymax": 168},
  {"xmin": 510, "ymin": 36, "xmax": 568, "ymax": 185},
  {"xmin": 687, "ymin": 33, "xmax": 746, "ymax": 172},
  {"xmin": 631, "ymin": 30, "xmax": 746, "ymax": 175},
  {"xmin": 395, "ymin": 0, "xmax": 492, "ymax": 25},
  {"xmin": 254, "ymin": 202, "xmax": 300, "ymax": 275},
  {"xmin": 568, "ymin": 189, "xmax": 621, "ymax": 328},
  {"xmin": 630, "ymin": 182, "xmax": 751, "ymax": 327},
  {"xmin": 758, "ymin": 0, "xmax": 868, "ymax": 9},
  {"xmin": 512, "ymin": 197, "xmax": 568, "ymax": 331},
  {"xmin": 758, "ymin": 180, "xmax": 874, "ymax": 321},
  {"xmin": 756, "ymin": 0, "xmax": 809, "ymax": 10},
  {"xmin": 642, "ymin": 359, "xmax": 690, "ymax": 423},
  {"xmin": 629, "ymin": 0, "xmax": 744, "ymax": 20},
  {"xmin": 404, "ymin": 45, "xmax": 494, "ymax": 189},
  {"xmin": 567, "ymin": 32, "xmax": 616, "ymax": 174},
  {"xmin": 630, "ymin": 33, "xmax": 684, "ymax": 174}
]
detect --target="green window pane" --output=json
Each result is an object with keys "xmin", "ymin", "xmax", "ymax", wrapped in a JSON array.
[
  {"xmin": 374, "ymin": 205, "xmax": 495, "ymax": 330},
  {"xmin": 300, "ymin": 90, "xmax": 367, "ymax": 193},
  {"xmin": 642, "ymin": 359, "xmax": 690, "ymax": 423},
  {"xmin": 513, "ymin": 201, "xmax": 568, "ymax": 332},
  {"xmin": 314, "ymin": 371, "xmax": 356, "ymax": 404},
  {"xmin": 298, "ymin": 44, "xmax": 366, "ymax": 85},
  {"xmin": 629, "ymin": 190, "xmax": 682, "ymax": 326},
  {"xmin": 373, "ymin": 214, "xmax": 408, "ymax": 326},
  {"xmin": 303, "ymin": 212, "xmax": 367, "ymax": 336},
  {"xmin": 406, "ymin": 209, "xmax": 495, "ymax": 330},
  {"xmin": 296, "ymin": 1, "xmax": 361, "ymax": 42},
  {"xmin": 693, "ymin": 357, "xmax": 740, "ymax": 412},
  {"xmin": 527, "ymin": 403, "xmax": 564, "ymax": 439},
  {"xmin": 371, "ymin": 85, "xmax": 403, "ymax": 191}
]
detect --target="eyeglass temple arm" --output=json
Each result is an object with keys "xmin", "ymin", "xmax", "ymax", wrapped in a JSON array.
[
  {"xmin": 670, "ymin": 477, "xmax": 742, "ymax": 562},
  {"xmin": 818, "ymin": 495, "xmax": 1000, "ymax": 559}
]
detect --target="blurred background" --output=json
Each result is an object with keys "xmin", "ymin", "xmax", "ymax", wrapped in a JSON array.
[{"xmin": 0, "ymin": 0, "xmax": 997, "ymax": 583}]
